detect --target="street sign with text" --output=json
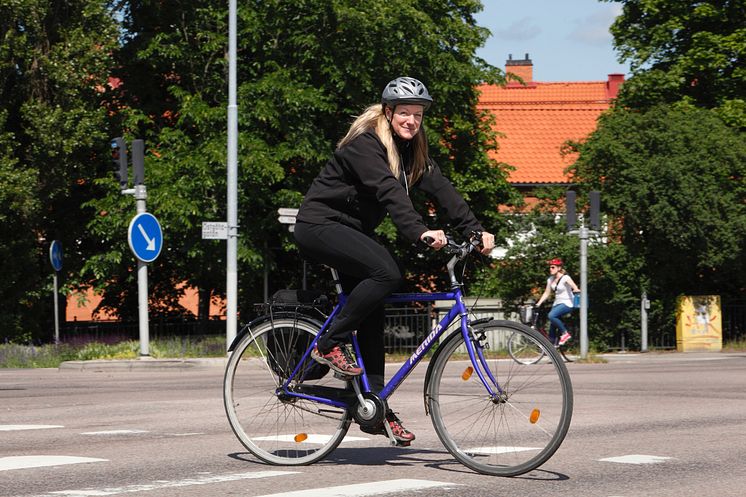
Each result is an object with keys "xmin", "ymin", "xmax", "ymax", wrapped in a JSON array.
[{"xmin": 202, "ymin": 222, "xmax": 229, "ymax": 240}]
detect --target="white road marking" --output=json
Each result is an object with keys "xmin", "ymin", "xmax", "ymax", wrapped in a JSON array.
[
  {"xmin": 252, "ymin": 434, "xmax": 369, "ymax": 444},
  {"xmin": 27, "ymin": 470, "xmax": 298, "ymax": 497},
  {"xmin": 0, "ymin": 456, "xmax": 107, "ymax": 472},
  {"xmin": 467, "ymin": 446, "xmax": 541, "ymax": 454},
  {"xmin": 80, "ymin": 430, "xmax": 148, "ymax": 435},
  {"xmin": 0, "ymin": 425, "xmax": 63, "ymax": 431},
  {"xmin": 254, "ymin": 479, "xmax": 458, "ymax": 497},
  {"xmin": 600, "ymin": 454, "xmax": 673, "ymax": 464}
]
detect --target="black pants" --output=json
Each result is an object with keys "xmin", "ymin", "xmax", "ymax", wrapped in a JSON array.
[{"xmin": 294, "ymin": 221, "xmax": 402, "ymax": 379}]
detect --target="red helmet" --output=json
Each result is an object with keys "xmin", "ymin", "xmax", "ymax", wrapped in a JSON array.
[{"xmin": 547, "ymin": 258, "xmax": 563, "ymax": 266}]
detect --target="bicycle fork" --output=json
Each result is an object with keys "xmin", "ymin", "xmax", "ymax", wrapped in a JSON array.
[{"xmin": 464, "ymin": 322, "xmax": 507, "ymax": 403}]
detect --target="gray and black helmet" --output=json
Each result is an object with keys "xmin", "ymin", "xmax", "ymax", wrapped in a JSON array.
[{"xmin": 381, "ymin": 77, "xmax": 433, "ymax": 110}]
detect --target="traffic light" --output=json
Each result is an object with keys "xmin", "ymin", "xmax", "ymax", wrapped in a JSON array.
[
  {"xmin": 566, "ymin": 190, "xmax": 577, "ymax": 231},
  {"xmin": 589, "ymin": 191, "xmax": 600, "ymax": 231},
  {"xmin": 111, "ymin": 137, "xmax": 128, "ymax": 189},
  {"xmin": 132, "ymin": 139, "xmax": 145, "ymax": 186}
]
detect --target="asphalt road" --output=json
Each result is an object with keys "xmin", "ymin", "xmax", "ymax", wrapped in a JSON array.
[{"xmin": 2, "ymin": 352, "xmax": 745, "ymax": 497}]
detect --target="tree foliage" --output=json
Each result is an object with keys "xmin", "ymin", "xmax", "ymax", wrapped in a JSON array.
[
  {"xmin": 0, "ymin": 0, "xmax": 118, "ymax": 341},
  {"xmin": 79, "ymin": 0, "xmax": 515, "ymax": 323},
  {"xmin": 572, "ymin": 104, "xmax": 746, "ymax": 341},
  {"xmin": 606, "ymin": 0, "xmax": 746, "ymax": 127}
]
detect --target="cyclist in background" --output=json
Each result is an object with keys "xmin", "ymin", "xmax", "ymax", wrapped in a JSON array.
[
  {"xmin": 535, "ymin": 258, "xmax": 580, "ymax": 346},
  {"xmin": 294, "ymin": 77, "xmax": 495, "ymax": 444}
]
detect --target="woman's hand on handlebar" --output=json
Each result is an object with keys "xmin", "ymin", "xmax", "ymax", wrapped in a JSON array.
[
  {"xmin": 420, "ymin": 230, "xmax": 447, "ymax": 250},
  {"xmin": 478, "ymin": 231, "xmax": 495, "ymax": 255}
]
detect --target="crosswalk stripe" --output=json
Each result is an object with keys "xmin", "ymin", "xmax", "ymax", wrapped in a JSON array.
[
  {"xmin": 80, "ymin": 430, "xmax": 148, "ymax": 435},
  {"xmin": 0, "ymin": 456, "xmax": 107, "ymax": 472},
  {"xmin": 27, "ymin": 470, "xmax": 298, "ymax": 497},
  {"xmin": 600, "ymin": 454, "xmax": 673, "ymax": 464},
  {"xmin": 253, "ymin": 479, "xmax": 458, "ymax": 497},
  {"xmin": 0, "ymin": 425, "xmax": 63, "ymax": 431}
]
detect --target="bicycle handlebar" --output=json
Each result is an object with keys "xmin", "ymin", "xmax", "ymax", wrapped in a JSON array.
[{"xmin": 422, "ymin": 231, "xmax": 483, "ymax": 259}]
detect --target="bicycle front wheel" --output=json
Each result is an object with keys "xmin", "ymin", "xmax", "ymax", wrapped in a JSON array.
[
  {"xmin": 223, "ymin": 316, "xmax": 352, "ymax": 465},
  {"xmin": 427, "ymin": 321, "xmax": 573, "ymax": 476},
  {"xmin": 508, "ymin": 330, "xmax": 546, "ymax": 365}
]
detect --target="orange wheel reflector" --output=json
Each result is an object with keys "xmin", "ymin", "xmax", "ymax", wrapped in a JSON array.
[
  {"xmin": 530, "ymin": 409, "xmax": 541, "ymax": 424},
  {"xmin": 461, "ymin": 366, "xmax": 474, "ymax": 381},
  {"xmin": 294, "ymin": 433, "xmax": 308, "ymax": 443}
]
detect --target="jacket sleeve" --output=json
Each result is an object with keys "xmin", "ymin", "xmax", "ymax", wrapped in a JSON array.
[
  {"xmin": 340, "ymin": 133, "xmax": 429, "ymax": 242},
  {"xmin": 417, "ymin": 160, "xmax": 484, "ymax": 237}
]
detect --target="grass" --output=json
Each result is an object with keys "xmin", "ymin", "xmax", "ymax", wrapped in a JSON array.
[
  {"xmin": 722, "ymin": 338, "xmax": 746, "ymax": 352},
  {"xmin": 2, "ymin": 336, "xmax": 745, "ymax": 369},
  {"xmin": 0, "ymin": 336, "xmax": 227, "ymax": 369}
]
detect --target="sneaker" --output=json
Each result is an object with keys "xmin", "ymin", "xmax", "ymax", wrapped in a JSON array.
[
  {"xmin": 558, "ymin": 332, "xmax": 572, "ymax": 346},
  {"xmin": 360, "ymin": 411, "xmax": 416, "ymax": 446},
  {"xmin": 310, "ymin": 345, "xmax": 362, "ymax": 376}
]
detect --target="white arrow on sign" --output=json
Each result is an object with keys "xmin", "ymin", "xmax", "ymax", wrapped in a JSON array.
[
  {"xmin": 277, "ymin": 208, "xmax": 299, "ymax": 216},
  {"xmin": 138, "ymin": 223, "xmax": 156, "ymax": 251},
  {"xmin": 278, "ymin": 216, "xmax": 297, "ymax": 224}
]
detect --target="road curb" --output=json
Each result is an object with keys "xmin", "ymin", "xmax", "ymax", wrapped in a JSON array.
[{"xmin": 59, "ymin": 357, "xmax": 228, "ymax": 371}]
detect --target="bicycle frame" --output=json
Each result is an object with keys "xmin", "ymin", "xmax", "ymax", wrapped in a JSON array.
[{"xmin": 276, "ymin": 241, "xmax": 502, "ymax": 410}]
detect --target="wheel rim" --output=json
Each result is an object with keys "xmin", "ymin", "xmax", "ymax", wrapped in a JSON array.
[
  {"xmin": 224, "ymin": 318, "xmax": 352, "ymax": 465},
  {"xmin": 428, "ymin": 323, "xmax": 573, "ymax": 476}
]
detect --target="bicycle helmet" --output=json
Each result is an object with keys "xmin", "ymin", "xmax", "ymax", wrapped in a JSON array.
[
  {"xmin": 381, "ymin": 77, "xmax": 433, "ymax": 110},
  {"xmin": 548, "ymin": 258, "xmax": 563, "ymax": 266}
]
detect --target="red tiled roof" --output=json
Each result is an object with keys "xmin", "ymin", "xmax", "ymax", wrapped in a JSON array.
[{"xmin": 477, "ymin": 80, "xmax": 618, "ymax": 184}]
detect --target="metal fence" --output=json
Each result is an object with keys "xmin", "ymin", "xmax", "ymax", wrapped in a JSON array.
[
  {"xmin": 60, "ymin": 319, "xmax": 226, "ymax": 346},
  {"xmin": 58, "ymin": 299, "xmax": 746, "ymax": 352}
]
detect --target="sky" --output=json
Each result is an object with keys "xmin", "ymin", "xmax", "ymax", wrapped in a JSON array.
[{"xmin": 474, "ymin": 0, "xmax": 630, "ymax": 82}]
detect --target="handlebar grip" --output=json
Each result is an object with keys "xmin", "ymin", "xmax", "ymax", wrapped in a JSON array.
[{"xmin": 422, "ymin": 236, "xmax": 435, "ymax": 247}]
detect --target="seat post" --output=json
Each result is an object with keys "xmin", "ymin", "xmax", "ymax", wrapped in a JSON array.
[{"xmin": 329, "ymin": 267, "xmax": 343, "ymax": 295}]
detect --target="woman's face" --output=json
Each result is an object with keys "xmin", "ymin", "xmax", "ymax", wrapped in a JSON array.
[
  {"xmin": 549, "ymin": 264, "xmax": 561, "ymax": 276},
  {"xmin": 387, "ymin": 104, "xmax": 425, "ymax": 141}
]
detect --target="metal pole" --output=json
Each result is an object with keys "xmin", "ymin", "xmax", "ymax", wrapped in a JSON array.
[
  {"xmin": 53, "ymin": 271, "xmax": 60, "ymax": 344},
  {"xmin": 226, "ymin": 0, "xmax": 239, "ymax": 351},
  {"xmin": 641, "ymin": 291, "xmax": 648, "ymax": 352},
  {"xmin": 135, "ymin": 184, "xmax": 150, "ymax": 356},
  {"xmin": 579, "ymin": 227, "xmax": 589, "ymax": 359}
]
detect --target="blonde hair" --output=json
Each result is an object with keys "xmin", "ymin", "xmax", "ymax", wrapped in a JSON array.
[{"xmin": 337, "ymin": 104, "xmax": 429, "ymax": 184}]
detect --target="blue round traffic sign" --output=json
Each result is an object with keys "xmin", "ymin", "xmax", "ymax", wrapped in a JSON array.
[
  {"xmin": 128, "ymin": 213, "xmax": 163, "ymax": 263},
  {"xmin": 49, "ymin": 240, "xmax": 63, "ymax": 271}
]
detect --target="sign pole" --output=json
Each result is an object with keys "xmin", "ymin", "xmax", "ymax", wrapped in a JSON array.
[
  {"xmin": 578, "ymin": 227, "xmax": 589, "ymax": 359},
  {"xmin": 135, "ymin": 184, "xmax": 150, "ymax": 356},
  {"xmin": 49, "ymin": 241, "xmax": 63, "ymax": 344},
  {"xmin": 566, "ymin": 191, "xmax": 600, "ymax": 360},
  {"xmin": 53, "ymin": 271, "xmax": 60, "ymax": 344},
  {"xmin": 226, "ymin": 0, "xmax": 239, "ymax": 351}
]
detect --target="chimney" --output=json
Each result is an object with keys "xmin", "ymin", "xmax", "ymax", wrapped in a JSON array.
[
  {"xmin": 606, "ymin": 73, "xmax": 624, "ymax": 99},
  {"xmin": 506, "ymin": 53, "xmax": 533, "ymax": 83}
]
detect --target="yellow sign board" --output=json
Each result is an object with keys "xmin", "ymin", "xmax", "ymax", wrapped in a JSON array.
[{"xmin": 676, "ymin": 295, "xmax": 722, "ymax": 352}]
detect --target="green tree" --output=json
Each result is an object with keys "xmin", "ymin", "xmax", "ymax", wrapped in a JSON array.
[
  {"xmin": 606, "ymin": 0, "xmax": 746, "ymax": 127},
  {"xmin": 0, "ymin": 0, "xmax": 118, "ymax": 341},
  {"xmin": 82, "ymin": 0, "xmax": 516, "ymax": 323},
  {"xmin": 572, "ymin": 104, "xmax": 746, "ymax": 341}
]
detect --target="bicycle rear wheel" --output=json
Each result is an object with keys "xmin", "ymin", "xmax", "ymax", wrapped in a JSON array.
[
  {"xmin": 223, "ymin": 316, "xmax": 352, "ymax": 465},
  {"xmin": 427, "ymin": 321, "xmax": 573, "ymax": 476},
  {"xmin": 507, "ymin": 330, "xmax": 546, "ymax": 365}
]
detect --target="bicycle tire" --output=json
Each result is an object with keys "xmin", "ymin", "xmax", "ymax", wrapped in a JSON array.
[
  {"xmin": 223, "ymin": 316, "xmax": 352, "ymax": 465},
  {"xmin": 426, "ymin": 320, "xmax": 573, "ymax": 476},
  {"xmin": 507, "ymin": 330, "xmax": 546, "ymax": 365}
]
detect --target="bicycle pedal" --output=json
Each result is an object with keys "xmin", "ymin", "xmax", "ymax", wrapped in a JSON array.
[{"xmin": 333, "ymin": 372, "xmax": 354, "ymax": 381}]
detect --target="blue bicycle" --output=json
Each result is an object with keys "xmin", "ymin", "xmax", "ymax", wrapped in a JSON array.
[{"xmin": 223, "ymin": 236, "xmax": 573, "ymax": 476}]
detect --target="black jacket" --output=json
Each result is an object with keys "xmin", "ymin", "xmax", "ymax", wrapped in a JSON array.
[{"xmin": 297, "ymin": 130, "xmax": 483, "ymax": 242}]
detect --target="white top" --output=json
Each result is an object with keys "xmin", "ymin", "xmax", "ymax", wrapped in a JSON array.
[{"xmin": 549, "ymin": 274, "xmax": 576, "ymax": 307}]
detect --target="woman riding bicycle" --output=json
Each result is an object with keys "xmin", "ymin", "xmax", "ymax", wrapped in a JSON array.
[
  {"xmin": 293, "ymin": 77, "xmax": 495, "ymax": 444},
  {"xmin": 535, "ymin": 258, "xmax": 580, "ymax": 346}
]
